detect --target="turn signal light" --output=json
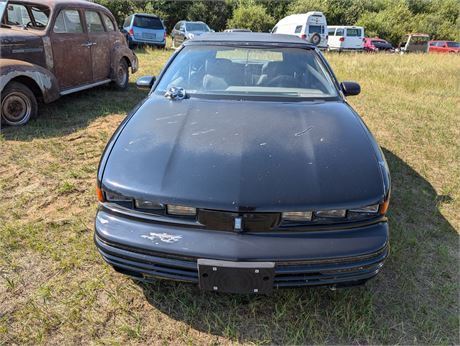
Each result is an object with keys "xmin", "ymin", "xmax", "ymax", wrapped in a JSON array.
[
  {"xmin": 96, "ymin": 186, "xmax": 104, "ymax": 202},
  {"xmin": 379, "ymin": 198, "xmax": 390, "ymax": 215}
]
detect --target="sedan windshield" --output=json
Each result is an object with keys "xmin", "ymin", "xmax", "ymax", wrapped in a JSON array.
[{"xmin": 155, "ymin": 46, "xmax": 338, "ymax": 98}]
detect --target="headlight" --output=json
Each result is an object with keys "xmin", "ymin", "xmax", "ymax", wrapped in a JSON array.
[
  {"xmin": 135, "ymin": 199, "xmax": 163, "ymax": 210},
  {"xmin": 167, "ymin": 205, "xmax": 197, "ymax": 216},
  {"xmin": 349, "ymin": 204, "xmax": 379, "ymax": 213},
  {"xmin": 282, "ymin": 211, "xmax": 313, "ymax": 222},
  {"xmin": 315, "ymin": 209, "xmax": 347, "ymax": 218},
  {"xmin": 105, "ymin": 191, "xmax": 132, "ymax": 202}
]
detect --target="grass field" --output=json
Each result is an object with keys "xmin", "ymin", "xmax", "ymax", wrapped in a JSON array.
[{"xmin": 1, "ymin": 48, "xmax": 459, "ymax": 345}]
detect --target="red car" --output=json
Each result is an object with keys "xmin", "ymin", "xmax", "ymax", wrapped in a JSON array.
[
  {"xmin": 363, "ymin": 37, "xmax": 394, "ymax": 52},
  {"xmin": 428, "ymin": 40, "xmax": 460, "ymax": 53}
]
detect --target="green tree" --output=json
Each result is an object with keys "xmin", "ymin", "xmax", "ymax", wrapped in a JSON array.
[
  {"xmin": 357, "ymin": 1, "xmax": 413, "ymax": 45},
  {"xmin": 227, "ymin": 4, "xmax": 275, "ymax": 32}
]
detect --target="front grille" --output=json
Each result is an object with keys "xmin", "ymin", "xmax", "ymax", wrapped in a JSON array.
[
  {"xmin": 96, "ymin": 234, "xmax": 387, "ymax": 287},
  {"xmin": 198, "ymin": 209, "xmax": 280, "ymax": 231},
  {"xmin": 103, "ymin": 203, "xmax": 384, "ymax": 232}
]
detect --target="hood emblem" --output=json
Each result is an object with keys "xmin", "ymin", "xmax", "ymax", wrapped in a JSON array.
[{"xmin": 234, "ymin": 217, "xmax": 243, "ymax": 232}]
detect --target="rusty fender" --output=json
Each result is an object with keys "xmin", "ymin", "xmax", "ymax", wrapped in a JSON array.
[
  {"xmin": 110, "ymin": 42, "xmax": 139, "ymax": 80},
  {"xmin": 0, "ymin": 59, "xmax": 60, "ymax": 103}
]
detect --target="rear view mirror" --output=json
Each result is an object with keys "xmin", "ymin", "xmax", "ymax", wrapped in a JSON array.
[
  {"xmin": 341, "ymin": 81, "xmax": 361, "ymax": 96},
  {"xmin": 136, "ymin": 76, "xmax": 156, "ymax": 89}
]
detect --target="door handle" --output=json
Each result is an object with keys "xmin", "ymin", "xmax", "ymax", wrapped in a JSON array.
[{"xmin": 81, "ymin": 41, "xmax": 96, "ymax": 48}]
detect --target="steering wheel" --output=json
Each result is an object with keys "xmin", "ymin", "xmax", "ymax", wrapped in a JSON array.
[{"xmin": 26, "ymin": 21, "xmax": 45, "ymax": 28}]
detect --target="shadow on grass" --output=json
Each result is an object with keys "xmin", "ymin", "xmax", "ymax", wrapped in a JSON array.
[
  {"xmin": 1, "ymin": 82, "xmax": 147, "ymax": 141},
  {"xmin": 137, "ymin": 148, "xmax": 458, "ymax": 344}
]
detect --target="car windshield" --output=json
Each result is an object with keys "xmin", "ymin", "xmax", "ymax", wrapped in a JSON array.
[
  {"xmin": 186, "ymin": 22, "xmax": 209, "ymax": 32},
  {"xmin": 133, "ymin": 15, "xmax": 163, "ymax": 29},
  {"xmin": 155, "ymin": 46, "xmax": 338, "ymax": 99},
  {"xmin": 447, "ymin": 41, "xmax": 459, "ymax": 48},
  {"xmin": 2, "ymin": 2, "xmax": 49, "ymax": 29}
]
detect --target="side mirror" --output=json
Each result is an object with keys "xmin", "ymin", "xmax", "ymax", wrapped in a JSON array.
[
  {"xmin": 136, "ymin": 76, "xmax": 156, "ymax": 89},
  {"xmin": 341, "ymin": 81, "xmax": 361, "ymax": 96}
]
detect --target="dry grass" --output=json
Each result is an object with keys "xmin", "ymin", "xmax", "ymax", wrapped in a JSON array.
[{"xmin": 0, "ymin": 48, "xmax": 459, "ymax": 345}]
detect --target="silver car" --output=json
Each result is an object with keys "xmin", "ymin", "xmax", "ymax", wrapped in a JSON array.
[{"xmin": 171, "ymin": 20, "xmax": 211, "ymax": 48}]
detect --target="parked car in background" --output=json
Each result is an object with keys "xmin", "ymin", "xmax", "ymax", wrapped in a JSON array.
[
  {"xmin": 171, "ymin": 21, "xmax": 211, "ymax": 48},
  {"xmin": 0, "ymin": 0, "xmax": 138, "ymax": 126},
  {"xmin": 95, "ymin": 33, "xmax": 391, "ymax": 293},
  {"xmin": 224, "ymin": 28, "xmax": 252, "ymax": 32},
  {"xmin": 428, "ymin": 40, "xmax": 460, "ymax": 53},
  {"xmin": 363, "ymin": 37, "xmax": 394, "ymax": 52},
  {"xmin": 397, "ymin": 33, "xmax": 429, "ymax": 53},
  {"xmin": 122, "ymin": 13, "xmax": 166, "ymax": 49},
  {"xmin": 328, "ymin": 26, "xmax": 364, "ymax": 51},
  {"xmin": 272, "ymin": 12, "xmax": 328, "ymax": 48}
]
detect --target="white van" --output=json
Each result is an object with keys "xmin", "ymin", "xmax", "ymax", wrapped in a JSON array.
[
  {"xmin": 328, "ymin": 26, "xmax": 365, "ymax": 51},
  {"xmin": 272, "ymin": 12, "xmax": 328, "ymax": 48}
]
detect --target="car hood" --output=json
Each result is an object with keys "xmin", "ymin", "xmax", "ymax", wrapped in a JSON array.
[
  {"xmin": 0, "ymin": 27, "xmax": 43, "ymax": 45},
  {"xmin": 102, "ymin": 96, "xmax": 385, "ymax": 212}
]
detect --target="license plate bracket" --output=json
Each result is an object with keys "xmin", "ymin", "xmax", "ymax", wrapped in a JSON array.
[{"xmin": 197, "ymin": 259, "xmax": 275, "ymax": 294}]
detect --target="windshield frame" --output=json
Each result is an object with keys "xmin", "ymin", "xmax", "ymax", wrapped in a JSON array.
[{"xmin": 152, "ymin": 44, "xmax": 342, "ymax": 102}]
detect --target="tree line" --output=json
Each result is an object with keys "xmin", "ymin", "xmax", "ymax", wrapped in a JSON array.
[{"xmin": 95, "ymin": 0, "xmax": 460, "ymax": 45}]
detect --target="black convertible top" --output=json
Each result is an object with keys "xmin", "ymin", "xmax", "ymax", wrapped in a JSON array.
[{"xmin": 184, "ymin": 32, "xmax": 316, "ymax": 48}]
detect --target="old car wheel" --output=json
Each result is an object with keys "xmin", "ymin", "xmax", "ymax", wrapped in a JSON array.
[
  {"xmin": 114, "ymin": 59, "xmax": 129, "ymax": 90},
  {"xmin": 1, "ymin": 82, "xmax": 38, "ymax": 126}
]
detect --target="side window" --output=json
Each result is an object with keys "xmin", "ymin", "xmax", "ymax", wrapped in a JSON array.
[
  {"xmin": 6, "ymin": 4, "xmax": 31, "ymax": 26},
  {"xmin": 174, "ymin": 22, "xmax": 181, "ymax": 30},
  {"xmin": 272, "ymin": 26, "xmax": 278, "ymax": 33},
  {"xmin": 85, "ymin": 10, "xmax": 105, "ymax": 33},
  {"xmin": 102, "ymin": 13, "xmax": 115, "ymax": 31},
  {"xmin": 294, "ymin": 25, "xmax": 302, "ymax": 34},
  {"xmin": 336, "ymin": 28, "xmax": 344, "ymax": 36},
  {"xmin": 53, "ymin": 9, "xmax": 83, "ymax": 33},
  {"xmin": 346, "ymin": 28, "xmax": 361, "ymax": 37},
  {"xmin": 328, "ymin": 28, "xmax": 335, "ymax": 36}
]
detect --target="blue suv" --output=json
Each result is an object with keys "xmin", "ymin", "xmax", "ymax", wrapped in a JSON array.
[{"xmin": 123, "ymin": 14, "xmax": 166, "ymax": 49}]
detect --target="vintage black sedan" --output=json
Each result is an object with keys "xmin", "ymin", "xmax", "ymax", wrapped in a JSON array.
[{"xmin": 95, "ymin": 33, "xmax": 391, "ymax": 294}]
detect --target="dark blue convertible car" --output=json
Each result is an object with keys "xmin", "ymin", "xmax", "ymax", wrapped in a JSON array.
[{"xmin": 95, "ymin": 33, "xmax": 391, "ymax": 294}]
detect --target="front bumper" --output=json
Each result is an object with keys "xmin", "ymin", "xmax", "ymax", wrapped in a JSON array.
[{"xmin": 95, "ymin": 207, "xmax": 389, "ymax": 288}]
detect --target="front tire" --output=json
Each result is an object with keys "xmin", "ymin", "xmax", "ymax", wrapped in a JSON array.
[
  {"xmin": 113, "ymin": 59, "xmax": 129, "ymax": 90},
  {"xmin": 1, "ymin": 81, "xmax": 38, "ymax": 126}
]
